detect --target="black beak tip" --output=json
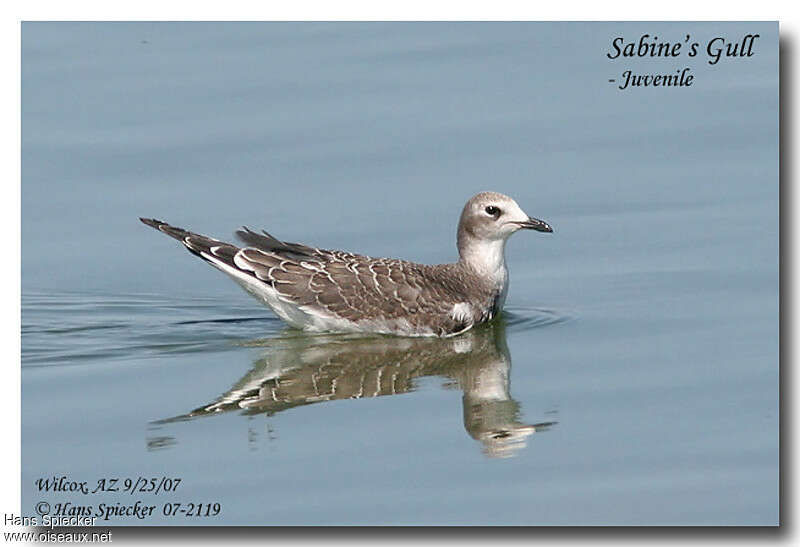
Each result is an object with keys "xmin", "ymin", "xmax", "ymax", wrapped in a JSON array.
[{"xmin": 522, "ymin": 217, "xmax": 553, "ymax": 233}]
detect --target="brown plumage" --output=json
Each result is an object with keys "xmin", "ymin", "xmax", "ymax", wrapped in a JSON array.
[{"xmin": 140, "ymin": 192, "xmax": 552, "ymax": 337}]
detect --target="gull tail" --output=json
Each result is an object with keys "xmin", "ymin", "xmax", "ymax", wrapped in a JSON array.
[
  {"xmin": 139, "ymin": 217, "xmax": 239, "ymax": 266},
  {"xmin": 139, "ymin": 217, "xmax": 297, "ymax": 324}
]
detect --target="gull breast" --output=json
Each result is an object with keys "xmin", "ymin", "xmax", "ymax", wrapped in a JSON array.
[{"xmin": 451, "ymin": 302, "xmax": 473, "ymax": 323}]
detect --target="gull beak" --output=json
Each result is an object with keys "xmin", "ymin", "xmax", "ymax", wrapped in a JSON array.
[{"xmin": 515, "ymin": 216, "xmax": 553, "ymax": 233}]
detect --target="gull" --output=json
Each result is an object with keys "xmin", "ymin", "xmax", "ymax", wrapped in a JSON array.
[{"xmin": 140, "ymin": 191, "xmax": 552, "ymax": 337}]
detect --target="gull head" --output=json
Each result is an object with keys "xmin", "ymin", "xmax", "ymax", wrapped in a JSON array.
[
  {"xmin": 458, "ymin": 191, "xmax": 552, "ymax": 243},
  {"xmin": 456, "ymin": 191, "xmax": 553, "ymax": 279}
]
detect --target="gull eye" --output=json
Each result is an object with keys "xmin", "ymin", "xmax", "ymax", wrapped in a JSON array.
[{"xmin": 485, "ymin": 205, "xmax": 501, "ymax": 218}]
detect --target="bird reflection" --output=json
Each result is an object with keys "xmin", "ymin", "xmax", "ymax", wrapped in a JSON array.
[{"xmin": 153, "ymin": 318, "xmax": 555, "ymax": 458}]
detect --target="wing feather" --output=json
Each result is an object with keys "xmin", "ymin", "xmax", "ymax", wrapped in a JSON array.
[{"xmin": 141, "ymin": 218, "xmax": 489, "ymax": 335}]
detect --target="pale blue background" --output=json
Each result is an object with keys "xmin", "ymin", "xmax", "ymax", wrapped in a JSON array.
[{"xmin": 22, "ymin": 22, "xmax": 778, "ymax": 525}]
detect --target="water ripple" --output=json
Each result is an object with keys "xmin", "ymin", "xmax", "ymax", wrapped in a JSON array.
[
  {"xmin": 503, "ymin": 306, "xmax": 572, "ymax": 332},
  {"xmin": 21, "ymin": 292, "xmax": 572, "ymax": 367},
  {"xmin": 21, "ymin": 291, "xmax": 284, "ymax": 367}
]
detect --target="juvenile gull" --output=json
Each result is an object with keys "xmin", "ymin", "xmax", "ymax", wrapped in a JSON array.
[{"xmin": 140, "ymin": 191, "xmax": 552, "ymax": 337}]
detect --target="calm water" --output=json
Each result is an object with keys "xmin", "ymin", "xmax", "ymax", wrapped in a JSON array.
[{"xmin": 21, "ymin": 22, "xmax": 778, "ymax": 525}]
